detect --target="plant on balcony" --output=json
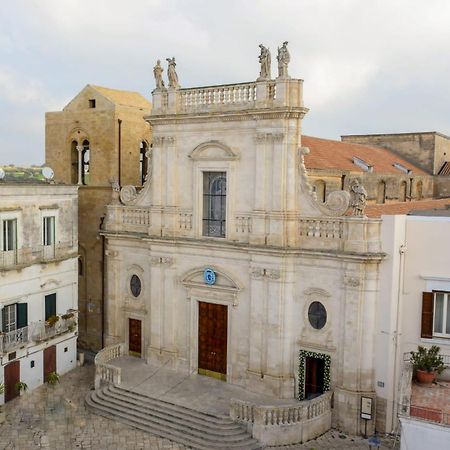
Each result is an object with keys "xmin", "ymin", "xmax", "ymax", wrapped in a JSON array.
[
  {"xmin": 15, "ymin": 381, "xmax": 28, "ymax": 396},
  {"xmin": 45, "ymin": 315, "xmax": 60, "ymax": 328},
  {"xmin": 61, "ymin": 312, "xmax": 74, "ymax": 320},
  {"xmin": 0, "ymin": 383, "xmax": 4, "ymax": 394},
  {"xmin": 67, "ymin": 322, "xmax": 76, "ymax": 332},
  {"xmin": 46, "ymin": 371, "xmax": 60, "ymax": 386},
  {"xmin": 410, "ymin": 345, "xmax": 445, "ymax": 384}
]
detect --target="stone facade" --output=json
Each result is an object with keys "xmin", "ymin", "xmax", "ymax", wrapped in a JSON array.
[
  {"xmin": 0, "ymin": 182, "xmax": 78, "ymax": 403},
  {"xmin": 102, "ymin": 63, "xmax": 385, "ymax": 439},
  {"xmin": 45, "ymin": 85, "xmax": 151, "ymax": 350},
  {"xmin": 342, "ymin": 132, "xmax": 450, "ymax": 176}
]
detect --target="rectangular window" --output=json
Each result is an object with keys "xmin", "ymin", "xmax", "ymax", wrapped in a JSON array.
[
  {"xmin": 2, "ymin": 304, "xmax": 17, "ymax": 333},
  {"xmin": 89, "ymin": 99, "xmax": 96, "ymax": 108},
  {"xmin": 2, "ymin": 219, "xmax": 17, "ymax": 251},
  {"xmin": 43, "ymin": 216, "xmax": 55, "ymax": 246},
  {"xmin": 202, "ymin": 172, "xmax": 226, "ymax": 238},
  {"xmin": 45, "ymin": 293, "xmax": 57, "ymax": 321},
  {"xmin": 433, "ymin": 292, "xmax": 450, "ymax": 337}
]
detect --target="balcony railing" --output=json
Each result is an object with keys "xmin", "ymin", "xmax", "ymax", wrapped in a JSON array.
[
  {"xmin": 0, "ymin": 242, "xmax": 75, "ymax": 269},
  {"xmin": 0, "ymin": 311, "xmax": 78, "ymax": 353}
]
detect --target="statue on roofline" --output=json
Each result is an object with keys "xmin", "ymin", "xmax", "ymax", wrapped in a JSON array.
[
  {"xmin": 258, "ymin": 44, "xmax": 271, "ymax": 80},
  {"xmin": 153, "ymin": 60, "xmax": 165, "ymax": 90},
  {"xmin": 277, "ymin": 41, "xmax": 290, "ymax": 78},
  {"xmin": 166, "ymin": 57, "xmax": 180, "ymax": 89},
  {"xmin": 350, "ymin": 179, "xmax": 367, "ymax": 216}
]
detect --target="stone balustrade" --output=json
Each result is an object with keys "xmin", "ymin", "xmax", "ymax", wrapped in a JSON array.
[
  {"xmin": 230, "ymin": 391, "xmax": 332, "ymax": 446},
  {"xmin": 105, "ymin": 205, "xmax": 151, "ymax": 234},
  {"xmin": 151, "ymin": 78, "xmax": 304, "ymax": 115},
  {"xmin": 94, "ymin": 342, "xmax": 124, "ymax": 389}
]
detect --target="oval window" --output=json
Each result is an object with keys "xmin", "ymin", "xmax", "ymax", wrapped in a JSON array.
[
  {"xmin": 308, "ymin": 301, "xmax": 327, "ymax": 330},
  {"xmin": 130, "ymin": 275, "xmax": 142, "ymax": 297}
]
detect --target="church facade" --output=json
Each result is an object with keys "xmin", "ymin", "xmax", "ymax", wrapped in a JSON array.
[{"xmin": 102, "ymin": 50, "xmax": 385, "ymax": 436}]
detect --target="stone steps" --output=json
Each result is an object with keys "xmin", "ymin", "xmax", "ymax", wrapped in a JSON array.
[{"xmin": 86, "ymin": 385, "xmax": 262, "ymax": 450}]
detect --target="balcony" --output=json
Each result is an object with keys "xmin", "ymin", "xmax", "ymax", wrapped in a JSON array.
[
  {"xmin": 400, "ymin": 351, "xmax": 450, "ymax": 425},
  {"xmin": 0, "ymin": 242, "xmax": 76, "ymax": 270},
  {"xmin": 0, "ymin": 311, "xmax": 78, "ymax": 354}
]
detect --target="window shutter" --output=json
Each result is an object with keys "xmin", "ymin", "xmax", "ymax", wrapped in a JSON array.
[
  {"xmin": 421, "ymin": 292, "xmax": 434, "ymax": 338},
  {"xmin": 17, "ymin": 303, "xmax": 28, "ymax": 329}
]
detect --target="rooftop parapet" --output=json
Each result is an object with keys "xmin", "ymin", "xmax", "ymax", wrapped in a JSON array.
[{"xmin": 151, "ymin": 78, "xmax": 305, "ymax": 115}]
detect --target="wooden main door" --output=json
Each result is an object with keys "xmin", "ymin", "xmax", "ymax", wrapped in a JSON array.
[
  {"xmin": 198, "ymin": 302, "xmax": 227, "ymax": 381},
  {"xmin": 4, "ymin": 360, "xmax": 20, "ymax": 403},
  {"xmin": 129, "ymin": 318, "xmax": 142, "ymax": 357},
  {"xmin": 44, "ymin": 345, "xmax": 56, "ymax": 383},
  {"xmin": 305, "ymin": 356, "xmax": 325, "ymax": 400}
]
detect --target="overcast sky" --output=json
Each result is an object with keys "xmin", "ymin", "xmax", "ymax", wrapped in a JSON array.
[{"xmin": 1, "ymin": 0, "xmax": 450, "ymax": 165}]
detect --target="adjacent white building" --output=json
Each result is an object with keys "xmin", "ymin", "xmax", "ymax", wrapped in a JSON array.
[
  {"xmin": 0, "ymin": 178, "xmax": 78, "ymax": 403},
  {"xmin": 375, "ymin": 210, "xmax": 450, "ymax": 433}
]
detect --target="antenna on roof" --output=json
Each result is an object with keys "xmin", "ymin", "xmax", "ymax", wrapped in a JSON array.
[{"xmin": 42, "ymin": 167, "xmax": 55, "ymax": 183}]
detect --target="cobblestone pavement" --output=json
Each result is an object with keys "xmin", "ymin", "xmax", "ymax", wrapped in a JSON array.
[{"xmin": 0, "ymin": 363, "xmax": 399, "ymax": 450}]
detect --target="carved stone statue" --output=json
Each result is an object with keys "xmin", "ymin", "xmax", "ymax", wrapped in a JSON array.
[
  {"xmin": 277, "ymin": 41, "xmax": 290, "ymax": 78},
  {"xmin": 166, "ymin": 57, "xmax": 180, "ymax": 89},
  {"xmin": 350, "ymin": 179, "xmax": 367, "ymax": 216},
  {"xmin": 110, "ymin": 179, "xmax": 120, "ymax": 204},
  {"xmin": 258, "ymin": 44, "xmax": 271, "ymax": 80},
  {"xmin": 153, "ymin": 60, "xmax": 165, "ymax": 90}
]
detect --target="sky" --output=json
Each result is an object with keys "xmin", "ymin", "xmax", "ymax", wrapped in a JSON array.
[{"xmin": 1, "ymin": 0, "xmax": 450, "ymax": 165}]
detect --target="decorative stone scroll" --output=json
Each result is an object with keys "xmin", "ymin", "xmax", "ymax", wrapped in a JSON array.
[{"xmin": 119, "ymin": 185, "xmax": 138, "ymax": 205}]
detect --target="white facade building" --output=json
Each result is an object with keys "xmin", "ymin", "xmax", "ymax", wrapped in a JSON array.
[
  {"xmin": 376, "ymin": 212, "xmax": 450, "ymax": 432},
  {"xmin": 0, "ymin": 181, "xmax": 78, "ymax": 404},
  {"xmin": 101, "ymin": 58, "xmax": 387, "ymax": 443}
]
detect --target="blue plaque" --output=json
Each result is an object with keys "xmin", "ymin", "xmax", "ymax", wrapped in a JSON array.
[{"xmin": 204, "ymin": 268, "xmax": 216, "ymax": 285}]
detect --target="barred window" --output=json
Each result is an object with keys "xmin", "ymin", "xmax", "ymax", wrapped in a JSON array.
[{"xmin": 202, "ymin": 172, "xmax": 226, "ymax": 238}]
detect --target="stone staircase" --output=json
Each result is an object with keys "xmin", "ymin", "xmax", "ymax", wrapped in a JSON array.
[{"xmin": 85, "ymin": 384, "xmax": 262, "ymax": 449}]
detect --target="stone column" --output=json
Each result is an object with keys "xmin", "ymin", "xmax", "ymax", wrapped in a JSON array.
[
  {"xmin": 76, "ymin": 145, "xmax": 83, "ymax": 185},
  {"xmin": 103, "ymin": 248, "xmax": 121, "ymax": 346},
  {"xmin": 149, "ymin": 137, "xmax": 163, "ymax": 236}
]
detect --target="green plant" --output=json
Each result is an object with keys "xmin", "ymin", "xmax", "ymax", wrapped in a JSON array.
[
  {"xmin": 61, "ymin": 312, "xmax": 74, "ymax": 320},
  {"xmin": 410, "ymin": 345, "xmax": 445, "ymax": 374},
  {"xmin": 0, "ymin": 383, "xmax": 4, "ymax": 395},
  {"xmin": 67, "ymin": 323, "xmax": 76, "ymax": 332},
  {"xmin": 46, "ymin": 315, "xmax": 60, "ymax": 327},
  {"xmin": 15, "ymin": 381, "xmax": 28, "ymax": 393},
  {"xmin": 47, "ymin": 371, "xmax": 60, "ymax": 385}
]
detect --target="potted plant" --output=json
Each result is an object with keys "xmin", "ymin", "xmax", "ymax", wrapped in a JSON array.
[
  {"xmin": 0, "ymin": 383, "xmax": 4, "ymax": 424},
  {"xmin": 46, "ymin": 371, "xmax": 60, "ymax": 386},
  {"xmin": 410, "ymin": 345, "xmax": 445, "ymax": 384},
  {"xmin": 15, "ymin": 381, "xmax": 28, "ymax": 396},
  {"xmin": 45, "ymin": 315, "xmax": 60, "ymax": 327}
]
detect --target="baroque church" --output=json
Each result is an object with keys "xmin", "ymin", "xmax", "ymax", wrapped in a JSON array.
[{"xmin": 100, "ymin": 47, "xmax": 384, "ymax": 437}]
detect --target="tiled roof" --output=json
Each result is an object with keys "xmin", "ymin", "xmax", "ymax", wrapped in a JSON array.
[
  {"xmin": 302, "ymin": 136, "xmax": 427, "ymax": 175},
  {"xmin": 90, "ymin": 85, "xmax": 151, "ymax": 110},
  {"xmin": 363, "ymin": 198, "xmax": 450, "ymax": 218}
]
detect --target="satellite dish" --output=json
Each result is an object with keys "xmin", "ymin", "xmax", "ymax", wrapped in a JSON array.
[
  {"xmin": 42, "ymin": 167, "xmax": 55, "ymax": 181},
  {"xmin": 0, "ymin": 168, "xmax": 5, "ymax": 180}
]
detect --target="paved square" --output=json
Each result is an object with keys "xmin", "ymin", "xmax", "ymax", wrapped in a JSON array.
[{"xmin": 0, "ymin": 363, "xmax": 399, "ymax": 449}]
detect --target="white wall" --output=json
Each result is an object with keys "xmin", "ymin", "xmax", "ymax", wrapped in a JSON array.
[
  {"xmin": 20, "ymin": 350, "xmax": 44, "ymax": 391},
  {"xmin": 56, "ymin": 337, "xmax": 77, "ymax": 375},
  {"xmin": 400, "ymin": 417, "xmax": 450, "ymax": 450}
]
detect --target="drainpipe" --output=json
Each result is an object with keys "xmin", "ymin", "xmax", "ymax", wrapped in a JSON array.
[
  {"xmin": 118, "ymin": 119, "xmax": 122, "ymax": 186},
  {"xmin": 391, "ymin": 240, "xmax": 407, "ymax": 432}
]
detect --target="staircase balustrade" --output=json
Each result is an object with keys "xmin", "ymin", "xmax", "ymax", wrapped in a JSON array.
[{"xmin": 94, "ymin": 343, "xmax": 124, "ymax": 389}]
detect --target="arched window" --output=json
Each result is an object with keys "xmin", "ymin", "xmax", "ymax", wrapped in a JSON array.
[
  {"xmin": 82, "ymin": 140, "xmax": 90, "ymax": 185},
  {"xmin": 203, "ymin": 172, "xmax": 226, "ymax": 237},
  {"xmin": 71, "ymin": 141, "xmax": 79, "ymax": 184},
  {"xmin": 139, "ymin": 141, "xmax": 148, "ymax": 185},
  {"xmin": 313, "ymin": 180, "xmax": 326, "ymax": 203},
  {"xmin": 377, "ymin": 181, "xmax": 386, "ymax": 204},
  {"xmin": 400, "ymin": 181, "xmax": 407, "ymax": 202},
  {"xmin": 416, "ymin": 180, "xmax": 423, "ymax": 200}
]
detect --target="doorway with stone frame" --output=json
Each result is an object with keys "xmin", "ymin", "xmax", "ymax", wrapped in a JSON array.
[{"xmin": 298, "ymin": 349, "xmax": 331, "ymax": 401}]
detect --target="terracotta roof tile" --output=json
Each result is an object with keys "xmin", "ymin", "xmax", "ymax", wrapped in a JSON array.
[
  {"xmin": 302, "ymin": 135, "xmax": 427, "ymax": 175},
  {"xmin": 362, "ymin": 198, "xmax": 450, "ymax": 218}
]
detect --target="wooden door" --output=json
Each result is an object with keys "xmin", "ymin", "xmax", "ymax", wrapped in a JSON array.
[
  {"xmin": 4, "ymin": 360, "xmax": 20, "ymax": 402},
  {"xmin": 198, "ymin": 302, "xmax": 227, "ymax": 381},
  {"xmin": 129, "ymin": 318, "xmax": 142, "ymax": 357},
  {"xmin": 44, "ymin": 345, "xmax": 57, "ymax": 383},
  {"xmin": 305, "ymin": 357, "xmax": 325, "ymax": 399}
]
